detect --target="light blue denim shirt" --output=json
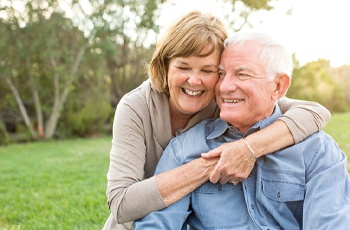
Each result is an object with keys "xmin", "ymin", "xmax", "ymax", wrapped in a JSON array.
[{"xmin": 134, "ymin": 105, "xmax": 350, "ymax": 230}]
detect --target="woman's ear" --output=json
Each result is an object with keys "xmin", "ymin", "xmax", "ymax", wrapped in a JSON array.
[{"xmin": 271, "ymin": 74, "xmax": 291, "ymax": 100}]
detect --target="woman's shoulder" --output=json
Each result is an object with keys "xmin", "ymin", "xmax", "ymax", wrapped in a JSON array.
[{"xmin": 117, "ymin": 80, "xmax": 168, "ymax": 117}]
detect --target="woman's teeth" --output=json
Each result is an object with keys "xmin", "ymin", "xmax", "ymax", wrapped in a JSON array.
[{"xmin": 183, "ymin": 88, "xmax": 203, "ymax": 96}]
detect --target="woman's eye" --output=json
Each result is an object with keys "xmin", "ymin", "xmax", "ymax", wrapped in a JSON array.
[
  {"xmin": 202, "ymin": 70, "xmax": 215, "ymax": 74},
  {"xmin": 177, "ymin": 66, "xmax": 190, "ymax": 71}
]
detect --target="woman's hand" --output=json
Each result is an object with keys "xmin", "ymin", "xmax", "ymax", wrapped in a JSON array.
[{"xmin": 201, "ymin": 139, "xmax": 256, "ymax": 184}]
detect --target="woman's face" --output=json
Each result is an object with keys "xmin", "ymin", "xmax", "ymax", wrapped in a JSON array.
[{"xmin": 167, "ymin": 44, "xmax": 220, "ymax": 117}]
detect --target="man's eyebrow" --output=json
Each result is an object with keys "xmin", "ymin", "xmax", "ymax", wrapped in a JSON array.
[
  {"xmin": 234, "ymin": 66, "xmax": 249, "ymax": 71},
  {"xmin": 234, "ymin": 66, "xmax": 259, "ymax": 75}
]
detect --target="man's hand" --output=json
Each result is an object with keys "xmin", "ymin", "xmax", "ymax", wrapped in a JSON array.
[{"xmin": 201, "ymin": 139, "xmax": 256, "ymax": 184}]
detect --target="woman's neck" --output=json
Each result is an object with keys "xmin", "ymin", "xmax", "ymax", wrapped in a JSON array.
[{"xmin": 169, "ymin": 104, "xmax": 193, "ymax": 136}]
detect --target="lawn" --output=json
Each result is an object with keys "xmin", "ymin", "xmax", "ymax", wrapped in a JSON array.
[
  {"xmin": 0, "ymin": 112, "xmax": 349, "ymax": 229},
  {"xmin": 324, "ymin": 112, "xmax": 350, "ymax": 158},
  {"xmin": 0, "ymin": 137, "xmax": 112, "ymax": 230}
]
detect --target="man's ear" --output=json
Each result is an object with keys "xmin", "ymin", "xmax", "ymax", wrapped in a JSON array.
[{"xmin": 271, "ymin": 74, "xmax": 291, "ymax": 100}]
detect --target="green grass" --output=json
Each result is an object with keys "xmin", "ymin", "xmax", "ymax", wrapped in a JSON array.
[
  {"xmin": 324, "ymin": 112, "xmax": 350, "ymax": 171},
  {"xmin": 324, "ymin": 112, "xmax": 350, "ymax": 155},
  {"xmin": 0, "ymin": 137, "xmax": 112, "ymax": 230},
  {"xmin": 0, "ymin": 112, "xmax": 349, "ymax": 229}
]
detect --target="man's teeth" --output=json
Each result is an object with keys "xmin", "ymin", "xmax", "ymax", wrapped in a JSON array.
[
  {"xmin": 224, "ymin": 99, "xmax": 244, "ymax": 103},
  {"xmin": 183, "ymin": 88, "xmax": 203, "ymax": 96}
]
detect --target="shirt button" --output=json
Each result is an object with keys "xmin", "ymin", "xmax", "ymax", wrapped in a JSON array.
[
  {"xmin": 277, "ymin": 192, "xmax": 281, "ymax": 198},
  {"xmin": 250, "ymin": 204, "xmax": 254, "ymax": 209},
  {"xmin": 218, "ymin": 185, "xmax": 222, "ymax": 191}
]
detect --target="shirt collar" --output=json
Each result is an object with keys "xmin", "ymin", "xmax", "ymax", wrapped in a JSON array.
[{"xmin": 207, "ymin": 104, "xmax": 282, "ymax": 140}]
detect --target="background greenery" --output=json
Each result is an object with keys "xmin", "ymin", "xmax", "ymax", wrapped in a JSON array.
[
  {"xmin": 1, "ymin": 0, "xmax": 349, "ymax": 144},
  {"xmin": 0, "ymin": 112, "xmax": 349, "ymax": 229}
]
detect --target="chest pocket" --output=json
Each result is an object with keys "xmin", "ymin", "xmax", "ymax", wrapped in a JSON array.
[
  {"xmin": 192, "ymin": 182, "xmax": 249, "ymax": 229},
  {"xmin": 259, "ymin": 170, "xmax": 305, "ymax": 228},
  {"xmin": 261, "ymin": 171, "xmax": 305, "ymax": 202}
]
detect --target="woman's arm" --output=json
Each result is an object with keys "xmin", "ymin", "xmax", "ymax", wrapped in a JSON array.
[
  {"xmin": 106, "ymin": 94, "xmax": 218, "ymax": 223},
  {"xmin": 156, "ymin": 157, "xmax": 218, "ymax": 206},
  {"xmin": 202, "ymin": 98, "xmax": 331, "ymax": 183},
  {"xmin": 277, "ymin": 97, "xmax": 331, "ymax": 143},
  {"xmin": 106, "ymin": 97, "xmax": 166, "ymax": 224}
]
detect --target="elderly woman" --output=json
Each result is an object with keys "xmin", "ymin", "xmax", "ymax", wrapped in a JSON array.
[{"xmin": 103, "ymin": 11, "xmax": 330, "ymax": 230}]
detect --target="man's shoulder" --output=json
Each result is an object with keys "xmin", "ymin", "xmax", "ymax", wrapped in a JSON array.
[
  {"xmin": 276, "ymin": 131, "xmax": 342, "ymax": 165},
  {"xmin": 299, "ymin": 130, "xmax": 335, "ymax": 147}
]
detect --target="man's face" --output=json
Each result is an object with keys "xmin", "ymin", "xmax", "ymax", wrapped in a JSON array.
[{"xmin": 216, "ymin": 41, "xmax": 277, "ymax": 133}]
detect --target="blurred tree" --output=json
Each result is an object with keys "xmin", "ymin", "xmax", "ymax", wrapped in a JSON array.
[
  {"xmin": 0, "ymin": 1, "xmax": 87, "ymax": 139},
  {"xmin": 0, "ymin": 0, "xmax": 289, "ymax": 142},
  {"xmin": 287, "ymin": 59, "xmax": 346, "ymax": 112},
  {"xmin": 87, "ymin": 0, "xmax": 165, "ymax": 107},
  {"xmin": 331, "ymin": 65, "xmax": 350, "ymax": 111},
  {"xmin": 222, "ymin": 0, "xmax": 273, "ymax": 31}
]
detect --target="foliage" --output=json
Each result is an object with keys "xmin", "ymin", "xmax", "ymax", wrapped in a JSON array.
[
  {"xmin": 2, "ymin": 0, "xmax": 349, "ymax": 143},
  {"xmin": 287, "ymin": 59, "xmax": 349, "ymax": 113},
  {"xmin": 0, "ymin": 137, "xmax": 111, "ymax": 229},
  {"xmin": 0, "ymin": 0, "xmax": 163, "ymax": 141},
  {"xmin": 0, "ymin": 119, "xmax": 10, "ymax": 145},
  {"xmin": 0, "ymin": 2, "xmax": 88, "ymax": 140},
  {"xmin": 330, "ymin": 65, "xmax": 350, "ymax": 111},
  {"xmin": 59, "ymin": 93, "xmax": 112, "ymax": 138}
]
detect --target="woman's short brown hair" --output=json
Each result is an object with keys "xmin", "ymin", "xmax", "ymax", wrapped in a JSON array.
[{"xmin": 149, "ymin": 11, "xmax": 228, "ymax": 95}]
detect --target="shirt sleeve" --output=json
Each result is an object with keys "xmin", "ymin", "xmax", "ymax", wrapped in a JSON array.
[
  {"xmin": 106, "ymin": 97, "xmax": 166, "ymax": 224},
  {"xmin": 133, "ymin": 138, "xmax": 191, "ymax": 229},
  {"xmin": 277, "ymin": 97, "xmax": 331, "ymax": 143},
  {"xmin": 302, "ymin": 133, "xmax": 350, "ymax": 228}
]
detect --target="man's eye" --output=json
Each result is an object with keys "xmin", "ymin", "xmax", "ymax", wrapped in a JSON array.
[{"xmin": 237, "ymin": 73, "xmax": 252, "ymax": 79}]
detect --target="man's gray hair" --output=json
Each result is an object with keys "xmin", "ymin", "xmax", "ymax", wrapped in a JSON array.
[{"xmin": 224, "ymin": 31, "xmax": 293, "ymax": 81}]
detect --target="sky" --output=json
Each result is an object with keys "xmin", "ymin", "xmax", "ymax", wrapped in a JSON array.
[{"xmin": 157, "ymin": 0, "xmax": 350, "ymax": 67}]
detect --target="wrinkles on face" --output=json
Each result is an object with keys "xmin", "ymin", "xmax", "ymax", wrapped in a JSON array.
[
  {"xmin": 216, "ymin": 42, "xmax": 277, "ymax": 133},
  {"xmin": 167, "ymin": 45, "xmax": 220, "ymax": 119}
]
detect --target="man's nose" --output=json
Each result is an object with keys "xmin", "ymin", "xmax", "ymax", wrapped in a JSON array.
[{"xmin": 219, "ymin": 75, "xmax": 238, "ymax": 92}]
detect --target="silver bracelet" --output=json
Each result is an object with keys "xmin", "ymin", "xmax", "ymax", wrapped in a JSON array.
[{"xmin": 244, "ymin": 138, "xmax": 257, "ymax": 160}]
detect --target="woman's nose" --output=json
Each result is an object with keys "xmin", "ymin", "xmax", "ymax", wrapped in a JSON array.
[{"xmin": 188, "ymin": 71, "xmax": 201, "ymax": 85}]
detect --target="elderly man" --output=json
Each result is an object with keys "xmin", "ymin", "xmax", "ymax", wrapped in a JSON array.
[{"xmin": 133, "ymin": 31, "xmax": 350, "ymax": 229}]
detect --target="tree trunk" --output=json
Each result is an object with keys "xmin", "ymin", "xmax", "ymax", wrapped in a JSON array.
[
  {"xmin": 27, "ymin": 59, "xmax": 45, "ymax": 138},
  {"xmin": 4, "ymin": 75, "xmax": 36, "ymax": 139},
  {"xmin": 45, "ymin": 45, "xmax": 86, "ymax": 139}
]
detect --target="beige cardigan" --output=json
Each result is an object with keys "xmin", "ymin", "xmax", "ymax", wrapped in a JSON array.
[{"xmin": 103, "ymin": 80, "xmax": 330, "ymax": 230}]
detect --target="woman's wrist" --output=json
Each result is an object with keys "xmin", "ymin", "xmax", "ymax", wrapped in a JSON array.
[
  {"xmin": 243, "ymin": 138, "xmax": 258, "ymax": 160},
  {"xmin": 244, "ymin": 120, "xmax": 294, "ymax": 158}
]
